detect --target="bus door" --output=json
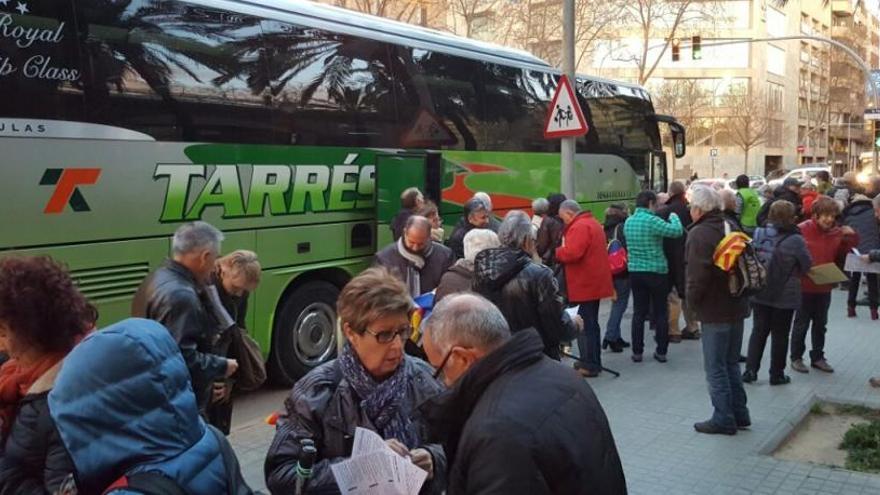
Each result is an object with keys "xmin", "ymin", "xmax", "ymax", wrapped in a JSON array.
[
  {"xmin": 375, "ymin": 152, "xmax": 442, "ymax": 249},
  {"xmin": 650, "ymin": 152, "xmax": 668, "ymax": 192}
]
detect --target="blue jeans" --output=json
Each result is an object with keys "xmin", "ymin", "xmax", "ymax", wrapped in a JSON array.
[
  {"xmin": 605, "ymin": 276, "xmax": 630, "ymax": 342},
  {"xmin": 701, "ymin": 321, "xmax": 750, "ymax": 429},
  {"xmin": 577, "ymin": 300, "xmax": 602, "ymax": 372}
]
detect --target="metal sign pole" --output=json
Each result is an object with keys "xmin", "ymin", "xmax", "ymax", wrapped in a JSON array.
[{"xmin": 561, "ymin": 0, "xmax": 576, "ymax": 199}]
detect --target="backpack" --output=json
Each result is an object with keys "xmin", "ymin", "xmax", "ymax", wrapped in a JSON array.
[
  {"xmin": 607, "ymin": 224, "xmax": 628, "ymax": 275},
  {"xmin": 718, "ymin": 221, "xmax": 767, "ymax": 297}
]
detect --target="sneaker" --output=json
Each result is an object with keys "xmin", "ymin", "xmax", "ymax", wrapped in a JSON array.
[
  {"xmin": 811, "ymin": 359, "xmax": 835, "ymax": 373},
  {"xmin": 653, "ymin": 352, "xmax": 667, "ymax": 363},
  {"xmin": 791, "ymin": 359, "xmax": 809, "ymax": 373},
  {"xmin": 631, "ymin": 353, "xmax": 643, "ymax": 363},
  {"xmin": 681, "ymin": 329, "xmax": 701, "ymax": 340},
  {"xmin": 669, "ymin": 334, "xmax": 682, "ymax": 343},
  {"xmin": 770, "ymin": 375, "xmax": 791, "ymax": 386},
  {"xmin": 694, "ymin": 420, "xmax": 736, "ymax": 435},
  {"xmin": 849, "ymin": 305, "xmax": 857, "ymax": 318},
  {"xmin": 742, "ymin": 370, "xmax": 757, "ymax": 383}
]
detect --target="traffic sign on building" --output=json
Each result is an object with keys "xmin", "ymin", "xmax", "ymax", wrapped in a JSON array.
[
  {"xmin": 710, "ymin": 148, "xmax": 718, "ymax": 157},
  {"xmin": 544, "ymin": 75, "xmax": 589, "ymax": 139}
]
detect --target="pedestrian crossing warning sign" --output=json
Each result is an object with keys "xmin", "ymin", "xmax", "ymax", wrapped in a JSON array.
[
  {"xmin": 401, "ymin": 110, "xmax": 456, "ymax": 147},
  {"xmin": 544, "ymin": 75, "xmax": 589, "ymax": 139}
]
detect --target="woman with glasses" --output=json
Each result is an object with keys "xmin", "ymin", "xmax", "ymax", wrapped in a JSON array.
[{"xmin": 265, "ymin": 267, "xmax": 446, "ymax": 495}]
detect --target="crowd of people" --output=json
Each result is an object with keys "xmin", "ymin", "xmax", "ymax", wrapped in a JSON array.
[{"xmin": 4, "ymin": 173, "xmax": 880, "ymax": 493}]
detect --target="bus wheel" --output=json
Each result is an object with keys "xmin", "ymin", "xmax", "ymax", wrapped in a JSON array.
[{"xmin": 269, "ymin": 281, "xmax": 339, "ymax": 385}]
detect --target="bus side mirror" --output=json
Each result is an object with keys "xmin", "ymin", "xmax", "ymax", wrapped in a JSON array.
[{"xmin": 672, "ymin": 128, "xmax": 686, "ymax": 158}]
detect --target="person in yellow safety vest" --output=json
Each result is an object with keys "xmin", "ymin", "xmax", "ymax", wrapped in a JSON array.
[{"xmin": 734, "ymin": 174, "xmax": 761, "ymax": 236}]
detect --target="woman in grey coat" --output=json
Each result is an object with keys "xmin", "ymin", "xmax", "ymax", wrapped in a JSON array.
[
  {"xmin": 265, "ymin": 268, "xmax": 445, "ymax": 494},
  {"xmin": 743, "ymin": 200, "xmax": 812, "ymax": 386},
  {"xmin": 843, "ymin": 194, "xmax": 880, "ymax": 319}
]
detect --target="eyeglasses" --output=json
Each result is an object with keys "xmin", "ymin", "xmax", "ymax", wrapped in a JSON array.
[
  {"xmin": 432, "ymin": 348, "xmax": 454, "ymax": 380},
  {"xmin": 363, "ymin": 324, "xmax": 412, "ymax": 344}
]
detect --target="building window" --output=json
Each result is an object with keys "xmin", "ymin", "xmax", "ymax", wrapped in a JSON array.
[
  {"xmin": 768, "ymin": 82, "xmax": 784, "ymax": 113},
  {"xmin": 768, "ymin": 119, "xmax": 784, "ymax": 147}
]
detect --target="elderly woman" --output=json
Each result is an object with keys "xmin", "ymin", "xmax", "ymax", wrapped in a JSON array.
[
  {"xmin": 207, "ymin": 250, "xmax": 262, "ymax": 434},
  {"xmin": 530, "ymin": 197, "xmax": 549, "ymax": 238},
  {"xmin": 0, "ymin": 256, "xmax": 93, "ymax": 492},
  {"xmin": 742, "ymin": 201, "xmax": 812, "ymax": 386},
  {"xmin": 265, "ymin": 267, "xmax": 445, "ymax": 494},
  {"xmin": 434, "ymin": 228, "xmax": 499, "ymax": 304}
]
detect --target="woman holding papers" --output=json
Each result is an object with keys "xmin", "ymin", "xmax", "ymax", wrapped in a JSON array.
[
  {"xmin": 265, "ymin": 268, "xmax": 445, "ymax": 495},
  {"xmin": 743, "ymin": 201, "xmax": 812, "ymax": 386},
  {"xmin": 789, "ymin": 197, "xmax": 858, "ymax": 375}
]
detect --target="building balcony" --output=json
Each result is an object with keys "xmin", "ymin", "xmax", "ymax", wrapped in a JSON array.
[
  {"xmin": 832, "ymin": 0, "xmax": 854, "ymax": 15},
  {"xmin": 829, "ymin": 125, "xmax": 866, "ymax": 141}
]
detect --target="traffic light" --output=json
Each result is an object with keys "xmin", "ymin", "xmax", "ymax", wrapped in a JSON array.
[
  {"xmin": 671, "ymin": 38, "xmax": 681, "ymax": 62},
  {"xmin": 692, "ymin": 36, "xmax": 702, "ymax": 60}
]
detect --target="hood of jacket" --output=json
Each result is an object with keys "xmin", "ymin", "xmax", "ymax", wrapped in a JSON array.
[
  {"xmin": 49, "ymin": 318, "xmax": 226, "ymax": 494},
  {"xmin": 473, "ymin": 247, "xmax": 531, "ymax": 292}
]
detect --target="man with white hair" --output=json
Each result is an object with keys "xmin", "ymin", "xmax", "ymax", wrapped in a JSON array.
[
  {"xmin": 421, "ymin": 293, "xmax": 626, "ymax": 495},
  {"xmin": 435, "ymin": 228, "xmax": 499, "ymax": 303},
  {"xmin": 474, "ymin": 211, "xmax": 577, "ymax": 360},
  {"xmin": 132, "ymin": 221, "xmax": 238, "ymax": 411},
  {"xmin": 686, "ymin": 187, "xmax": 751, "ymax": 435},
  {"xmin": 473, "ymin": 191, "xmax": 502, "ymax": 231}
]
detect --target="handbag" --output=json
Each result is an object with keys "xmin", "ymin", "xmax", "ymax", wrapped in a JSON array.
[
  {"xmin": 228, "ymin": 326, "xmax": 267, "ymax": 393},
  {"xmin": 607, "ymin": 225, "xmax": 628, "ymax": 275}
]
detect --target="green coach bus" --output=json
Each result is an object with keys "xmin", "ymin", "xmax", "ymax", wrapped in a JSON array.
[{"xmin": 0, "ymin": 0, "xmax": 685, "ymax": 383}]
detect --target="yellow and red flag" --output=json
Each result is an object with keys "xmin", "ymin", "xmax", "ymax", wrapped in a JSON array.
[{"xmin": 713, "ymin": 232, "xmax": 751, "ymax": 272}]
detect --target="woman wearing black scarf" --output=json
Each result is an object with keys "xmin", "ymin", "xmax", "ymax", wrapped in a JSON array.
[{"xmin": 265, "ymin": 267, "xmax": 445, "ymax": 494}]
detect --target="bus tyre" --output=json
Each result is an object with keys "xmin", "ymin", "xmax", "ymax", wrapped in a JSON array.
[{"xmin": 269, "ymin": 281, "xmax": 340, "ymax": 386}]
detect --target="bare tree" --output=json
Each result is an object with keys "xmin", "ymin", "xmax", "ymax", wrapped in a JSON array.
[
  {"xmin": 447, "ymin": 0, "xmax": 504, "ymax": 38},
  {"xmin": 334, "ymin": 0, "xmax": 433, "ymax": 25},
  {"xmin": 651, "ymin": 79, "xmax": 712, "ymax": 145},
  {"xmin": 720, "ymin": 89, "xmax": 773, "ymax": 172}
]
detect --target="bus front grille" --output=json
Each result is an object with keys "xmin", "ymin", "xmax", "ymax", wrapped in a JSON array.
[{"xmin": 72, "ymin": 263, "xmax": 151, "ymax": 302}]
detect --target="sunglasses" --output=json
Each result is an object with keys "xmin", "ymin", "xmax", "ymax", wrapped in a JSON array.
[{"xmin": 362, "ymin": 324, "xmax": 412, "ymax": 344}]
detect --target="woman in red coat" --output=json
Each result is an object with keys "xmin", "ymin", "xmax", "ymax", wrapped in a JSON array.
[{"xmin": 556, "ymin": 200, "xmax": 614, "ymax": 377}]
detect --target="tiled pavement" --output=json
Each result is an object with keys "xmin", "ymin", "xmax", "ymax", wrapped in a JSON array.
[{"xmin": 232, "ymin": 291, "xmax": 880, "ymax": 494}]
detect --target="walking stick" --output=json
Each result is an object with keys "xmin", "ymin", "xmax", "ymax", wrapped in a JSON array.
[{"xmin": 295, "ymin": 439, "xmax": 317, "ymax": 495}]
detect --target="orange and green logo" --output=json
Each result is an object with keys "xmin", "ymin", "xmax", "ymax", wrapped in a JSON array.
[{"xmin": 40, "ymin": 168, "xmax": 101, "ymax": 214}]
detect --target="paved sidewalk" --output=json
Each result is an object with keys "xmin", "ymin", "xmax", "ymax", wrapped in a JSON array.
[{"xmin": 232, "ymin": 291, "xmax": 880, "ymax": 494}]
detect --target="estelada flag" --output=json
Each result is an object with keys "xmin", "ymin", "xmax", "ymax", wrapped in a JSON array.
[{"xmin": 713, "ymin": 231, "xmax": 751, "ymax": 272}]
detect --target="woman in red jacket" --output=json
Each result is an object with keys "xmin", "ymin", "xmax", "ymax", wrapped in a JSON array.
[{"xmin": 556, "ymin": 200, "xmax": 614, "ymax": 377}]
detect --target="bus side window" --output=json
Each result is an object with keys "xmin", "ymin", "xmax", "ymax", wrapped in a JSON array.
[
  {"xmin": 77, "ymin": 1, "xmax": 272, "ymax": 144},
  {"xmin": 260, "ymin": 20, "xmax": 399, "ymax": 148},
  {"xmin": 0, "ymin": 2, "xmax": 84, "ymax": 123}
]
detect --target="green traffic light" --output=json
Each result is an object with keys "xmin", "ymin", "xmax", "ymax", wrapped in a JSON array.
[{"xmin": 692, "ymin": 36, "xmax": 702, "ymax": 60}]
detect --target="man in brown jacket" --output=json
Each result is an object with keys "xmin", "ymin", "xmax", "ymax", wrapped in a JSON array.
[{"xmin": 685, "ymin": 187, "xmax": 751, "ymax": 435}]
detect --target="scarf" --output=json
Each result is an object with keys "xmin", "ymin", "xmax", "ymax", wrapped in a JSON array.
[
  {"xmin": 338, "ymin": 344, "xmax": 420, "ymax": 448},
  {"xmin": 0, "ymin": 352, "xmax": 64, "ymax": 439},
  {"xmin": 397, "ymin": 237, "xmax": 432, "ymax": 297}
]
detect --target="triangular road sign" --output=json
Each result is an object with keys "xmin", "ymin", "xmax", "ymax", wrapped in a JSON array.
[
  {"xmin": 544, "ymin": 75, "xmax": 589, "ymax": 139},
  {"xmin": 402, "ymin": 109, "xmax": 457, "ymax": 147}
]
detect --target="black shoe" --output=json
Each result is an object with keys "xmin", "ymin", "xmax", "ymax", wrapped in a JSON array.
[
  {"xmin": 770, "ymin": 374, "xmax": 791, "ymax": 386},
  {"xmin": 617, "ymin": 338, "xmax": 631, "ymax": 349},
  {"xmin": 742, "ymin": 370, "xmax": 757, "ymax": 383},
  {"xmin": 653, "ymin": 352, "xmax": 667, "ymax": 363},
  {"xmin": 738, "ymin": 355, "xmax": 747, "ymax": 363},
  {"xmin": 694, "ymin": 421, "xmax": 737, "ymax": 435},
  {"xmin": 681, "ymin": 329, "xmax": 701, "ymax": 340},
  {"xmin": 736, "ymin": 419, "xmax": 751, "ymax": 430},
  {"xmin": 602, "ymin": 339, "xmax": 624, "ymax": 353}
]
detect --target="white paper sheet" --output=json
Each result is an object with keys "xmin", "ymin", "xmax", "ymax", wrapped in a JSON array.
[
  {"xmin": 331, "ymin": 428, "xmax": 428, "ymax": 495},
  {"xmin": 845, "ymin": 253, "xmax": 880, "ymax": 274}
]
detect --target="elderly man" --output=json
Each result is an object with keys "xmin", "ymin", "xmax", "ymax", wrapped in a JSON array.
[
  {"xmin": 555, "ymin": 200, "xmax": 613, "ymax": 376},
  {"xmin": 474, "ymin": 211, "xmax": 577, "ymax": 360},
  {"xmin": 391, "ymin": 187, "xmax": 425, "ymax": 241},
  {"xmin": 686, "ymin": 187, "xmax": 751, "ymax": 435},
  {"xmin": 435, "ymin": 228, "xmax": 499, "ymax": 304},
  {"xmin": 421, "ymin": 293, "xmax": 626, "ymax": 495},
  {"xmin": 474, "ymin": 191, "xmax": 502, "ymax": 231},
  {"xmin": 375, "ymin": 215, "xmax": 455, "ymax": 297},
  {"xmin": 448, "ymin": 198, "xmax": 492, "ymax": 259},
  {"xmin": 132, "ymin": 221, "xmax": 238, "ymax": 411},
  {"xmin": 624, "ymin": 191, "xmax": 683, "ymax": 363}
]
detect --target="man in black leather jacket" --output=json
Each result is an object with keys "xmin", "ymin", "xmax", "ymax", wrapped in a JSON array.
[
  {"xmin": 474, "ymin": 210, "xmax": 578, "ymax": 360},
  {"xmin": 132, "ymin": 221, "xmax": 237, "ymax": 410}
]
